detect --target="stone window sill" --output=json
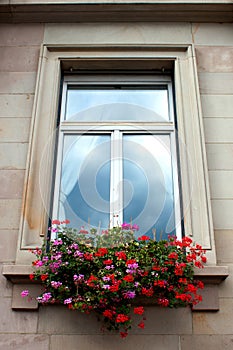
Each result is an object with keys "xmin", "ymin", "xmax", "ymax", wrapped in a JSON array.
[{"xmin": 3, "ymin": 264, "xmax": 228, "ymax": 311}]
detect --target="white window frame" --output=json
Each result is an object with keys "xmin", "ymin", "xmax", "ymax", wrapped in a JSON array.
[
  {"xmin": 13, "ymin": 44, "xmax": 217, "ymax": 266},
  {"xmin": 52, "ymin": 74, "xmax": 182, "ymax": 239}
]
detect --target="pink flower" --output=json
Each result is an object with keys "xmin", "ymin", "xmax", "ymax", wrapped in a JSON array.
[
  {"xmin": 21, "ymin": 290, "xmax": 29, "ymax": 297},
  {"xmin": 64, "ymin": 298, "xmax": 72, "ymax": 304},
  {"xmin": 121, "ymin": 222, "xmax": 131, "ymax": 230},
  {"xmin": 37, "ymin": 292, "xmax": 52, "ymax": 303},
  {"xmin": 53, "ymin": 239, "xmax": 63, "ymax": 246},
  {"xmin": 51, "ymin": 281, "xmax": 62, "ymax": 289}
]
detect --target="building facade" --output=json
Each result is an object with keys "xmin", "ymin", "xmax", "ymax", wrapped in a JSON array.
[{"xmin": 0, "ymin": 1, "xmax": 233, "ymax": 349}]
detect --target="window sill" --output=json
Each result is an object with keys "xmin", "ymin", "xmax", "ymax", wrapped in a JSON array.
[{"xmin": 3, "ymin": 264, "xmax": 228, "ymax": 311}]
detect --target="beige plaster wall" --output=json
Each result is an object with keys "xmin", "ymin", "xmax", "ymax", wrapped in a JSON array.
[{"xmin": 0, "ymin": 21, "xmax": 233, "ymax": 350}]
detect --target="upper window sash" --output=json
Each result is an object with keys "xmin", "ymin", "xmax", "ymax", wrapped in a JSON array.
[{"xmin": 60, "ymin": 75, "xmax": 175, "ymax": 124}]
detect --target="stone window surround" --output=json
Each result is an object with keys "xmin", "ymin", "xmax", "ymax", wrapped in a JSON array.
[{"xmin": 3, "ymin": 43, "xmax": 228, "ymax": 310}]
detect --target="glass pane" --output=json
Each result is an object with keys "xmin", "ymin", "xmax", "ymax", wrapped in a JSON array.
[
  {"xmin": 65, "ymin": 88, "xmax": 169, "ymax": 122},
  {"xmin": 123, "ymin": 134, "xmax": 176, "ymax": 240},
  {"xmin": 58, "ymin": 134, "xmax": 111, "ymax": 230}
]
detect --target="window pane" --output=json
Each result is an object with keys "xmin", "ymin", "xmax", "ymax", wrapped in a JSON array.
[
  {"xmin": 123, "ymin": 134, "xmax": 176, "ymax": 240},
  {"xmin": 58, "ymin": 134, "xmax": 111, "ymax": 229},
  {"xmin": 65, "ymin": 88, "xmax": 169, "ymax": 122}
]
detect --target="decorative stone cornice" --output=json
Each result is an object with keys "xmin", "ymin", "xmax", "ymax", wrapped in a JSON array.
[{"xmin": 0, "ymin": 1, "xmax": 232, "ymax": 23}]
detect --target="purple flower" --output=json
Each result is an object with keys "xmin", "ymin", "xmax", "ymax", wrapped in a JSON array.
[
  {"xmin": 121, "ymin": 222, "xmax": 131, "ymax": 230},
  {"xmin": 49, "ymin": 261, "xmax": 62, "ymax": 272},
  {"xmin": 52, "ymin": 252, "xmax": 62, "ymax": 260},
  {"xmin": 73, "ymin": 274, "xmax": 84, "ymax": 281},
  {"xmin": 127, "ymin": 262, "xmax": 138, "ymax": 270},
  {"xmin": 21, "ymin": 290, "xmax": 29, "ymax": 297},
  {"xmin": 74, "ymin": 250, "xmax": 84, "ymax": 258},
  {"xmin": 64, "ymin": 298, "xmax": 72, "ymax": 304},
  {"xmin": 123, "ymin": 290, "xmax": 136, "ymax": 299},
  {"xmin": 34, "ymin": 260, "xmax": 43, "ymax": 267},
  {"xmin": 102, "ymin": 276, "xmax": 110, "ymax": 281},
  {"xmin": 70, "ymin": 243, "xmax": 79, "ymax": 250},
  {"xmin": 105, "ymin": 265, "xmax": 115, "ymax": 270},
  {"xmin": 51, "ymin": 281, "xmax": 62, "ymax": 289},
  {"xmin": 37, "ymin": 292, "xmax": 52, "ymax": 303},
  {"xmin": 53, "ymin": 239, "xmax": 63, "ymax": 246},
  {"xmin": 121, "ymin": 222, "xmax": 139, "ymax": 231},
  {"xmin": 102, "ymin": 284, "xmax": 110, "ymax": 289}
]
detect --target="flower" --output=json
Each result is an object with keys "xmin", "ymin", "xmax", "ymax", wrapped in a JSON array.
[
  {"xmin": 123, "ymin": 275, "xmax": 134, "ymax": 282},
  {"xmin": 51, "ymin": 281, "xmax": 62, "ymax": 288},
  {"xmin": 115, "ymin": 251, "xmax": 127, "ymax": 260},
  {"xmin": 116, "ymin": 314, "xmax": 130, "ymax": 323},
  {"xmin": 138, "ymin": 235, "xmax": 150, "ymax": 241},
  {"xmin": 21, "ymin": 290, "xmax": 29, "ymax": 297},
  {"xmin": 52, "ymin": 220, "xmax": 61, "ymax": 225},
  {"xmin": 123, "ymin": 290, "xmax": 136, "ymax": 299},
  {"xmin": 103, "ymin": 259, "xmax": 113, "ymax": 265},
  {"xmin": 120, "ymin": 332, "xmax": 128, "ymax": 338},
  {"xmin": 103, "ymin": 309, "xmax": 114, "ymax": 319},
  {"xmin": 138, "ymin": 321, "xmax": 145, "ymax": 329},
  {"xmin": 121, "ymin": 222, "xmax": 131, "ymax": 230},
  {"xmin": 40, "ymin": 274, "xmax": 48, "ymax": 281},
  {"xmin": 64, "ymin": 298, "xmax": 72, "ymax": 304},
  {"xmin": 37, "ymin": 292, "xmax": 52, "ymax": 303},
  {"xmin": 22, "ymin": 222, "xmax": 206, "ymax": 338},
  {"xmin": 134, "ymin": 306, "xmax": 144, "ymax": 315},
  {"xmin": 29, "ymin": 274, "xmax": 34, "ymax": 280}
]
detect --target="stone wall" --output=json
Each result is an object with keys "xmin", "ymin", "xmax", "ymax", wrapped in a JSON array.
[
  {"xmin": 193, "ymin": 23, "xmax": 233, "ymax": 348},
  {"xmin": 0, "ymin": 21, "xmax": 233, "ymax": 349}
]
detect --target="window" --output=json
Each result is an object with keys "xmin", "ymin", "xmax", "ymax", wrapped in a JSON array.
[
  {"xmin": 52, "ymin": 74, "xmax": 182, "ymax": 240},
  {"xmin": 10, "ymin": 45, "xmax": 216, "ymax": 266}
]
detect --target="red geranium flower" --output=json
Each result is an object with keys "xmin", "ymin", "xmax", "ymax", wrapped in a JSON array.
[
  {"xmin": 52, "ymin": 219, "xmax": 61, "ymax": 225},
  {"xmin": 134, "ymin": 306, "xmax": 144, "ymax": 315},
  {"xmin": 115, "ymin": 251, "xmax": 127, "ymax": 260},
  {"xmin": 95, "ymin": 248, "xmax": 108, "ymax": 257},
  {"xmin": 141, "ymin": 287, "xmax": 154, "ymax": 297},
  {"xmin": 168, "ymin": 252, "xmax": 178, "ymax": 260},
  {"xmin": 40, "ymin": 274, "xmax": 48, "ymax": 281},
  {"xmin": 103, "ymin": 259, "xmax": 113, "ymax": 265},
  {"xmin": 138, "ymin": 235, "xmax": 150, "ymax": 241},
  {"xmin": 123, "ymin": 275, "xmax": 134, "ymax": 282},
  {"xmin": 84, "ymin": 252, "xmax": 93, "ymax": 261},
  {"xmin": 103, "ymin": 309, "xmax": 114, "ymax": 319},
  {"xmin": 120, "ymin": 331, "xmax": 128, "ymax": 338},
  {"xmin": 126, "ymin": 259, "xmax": 137, "ymax": 266},
  {"xmin": 138, "ymin": 321, "xmax": 145, "ymax": 329},
  {"xmin": 116, "ymin": 314, "xmax": 130, "ymax": 323}
]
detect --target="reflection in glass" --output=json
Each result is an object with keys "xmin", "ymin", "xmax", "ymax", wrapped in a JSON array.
[
  {"xmin": 123, "ymin": 135, "xmax": 175, "ymax": 240},
  {"xmin": 58, "ymin": 135, "xmax": 111, "ymax": 230},
  {"xmin": 65, "ymin": 88, "xmax": 169, "ymax": 122}
]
